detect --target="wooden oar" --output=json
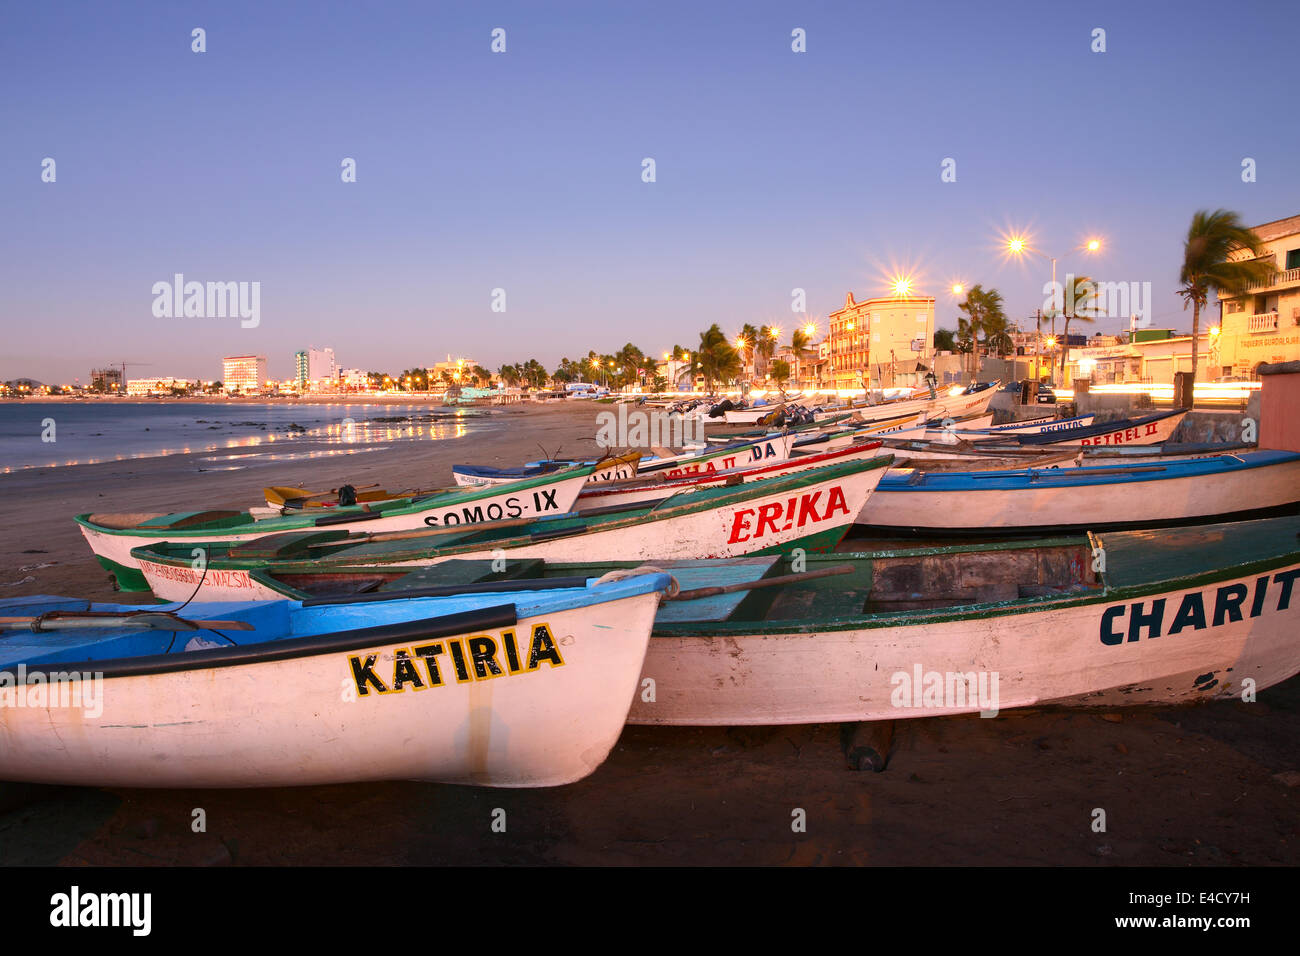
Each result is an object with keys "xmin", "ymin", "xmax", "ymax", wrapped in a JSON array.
[
  {"xmin": 0, "ymin": 614, "xmax": 254, "ymax": 632},
  {"xmin": 669, "ymin": 563, "xmax": 856, "ymax": 602}
]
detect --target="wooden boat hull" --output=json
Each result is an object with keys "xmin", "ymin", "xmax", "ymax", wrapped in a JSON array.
[
  {"xmin": 629, "ymin": 558, "xmax": 1300, "ymax": 725},
  {"xmin": 0, "ymin": 581, "xmax": 667, "ymax": 788},
  {"xmin": 857, "ymin": 450, "xmax": 1300, "ymax": 533},
  {"xmin": 135, "ymin": 460, "xmax": 892, "ymax": 602},
  {"xmin": 78, "ymin": 468, "xmax": 593, "ymax": 592}
]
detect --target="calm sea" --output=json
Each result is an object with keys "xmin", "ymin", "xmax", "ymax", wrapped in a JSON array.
[{"xmin": 0, "ymin": 402, "xmax": 497, "ymax": 473}]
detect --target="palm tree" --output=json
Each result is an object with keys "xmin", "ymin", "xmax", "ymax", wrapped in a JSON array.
[
  {"xmin": 770, "ymin": 359, "xmax": 791, "ymax": 390},
  {"xmin": 956, "ymin": 285, "xmax": 1007, "ymax": 378},
  {"xmin": 756, "ymin": 325, "xmax": 778, "ymax": 377},
  {"xmin": 1057, "ymin": 274, "xmax": 1098, "ymax": 375},
  {"xmin": 738, "ymin": 323, "xmax": 759, "ymax": 383},
  {"xmin": 790, "ymin": 327, "xmax": 815, "ymax": 389},
  {"xmin": 697, "ymin": 324, "xmax": 740, "ymax": 392},
  {"xmin": 1178, "ymin": 209, "xmax": 1272, "ymax": 383}
]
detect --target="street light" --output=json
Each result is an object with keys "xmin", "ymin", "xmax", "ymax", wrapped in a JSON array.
[{"xmin": 1006, "ymin": 233, "xmax": 1103, "ymax": 380}]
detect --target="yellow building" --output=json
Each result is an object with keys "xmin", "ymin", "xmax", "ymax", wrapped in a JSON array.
[
  {"xmin": 1213, "ymin": 212, "xmax": 1300, "ymax": 378},
  {"xmin": 827, "ymin": 291, "xmax": 935, "ymax": 390}
]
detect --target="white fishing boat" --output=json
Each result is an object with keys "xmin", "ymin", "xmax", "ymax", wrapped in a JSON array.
[
  {"xmin": 624, "ymin": 517, "xmax": 1300, "ymax": 725},
  {"xmin": 855, "ymin": 449, "xmax": 1300, "ymax": 534},
  {"xmin": 813, "ymin": 383, "xmax": 999, "ymax": 426},
  {"xmin": 77, "ymin": 465, "xmax": 595, "ymax": 592},
  {"xmin": 0, "ymin": 574, "xmax": 671, "ymax": 788}
]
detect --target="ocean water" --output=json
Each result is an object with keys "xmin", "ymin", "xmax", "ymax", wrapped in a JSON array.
[{"xmin": 0, "ymin": 402, "xmax": 496, "ymax": 473}]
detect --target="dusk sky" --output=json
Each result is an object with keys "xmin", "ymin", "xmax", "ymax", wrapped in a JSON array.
[{"xmin": 3, "ymin": 0, "xmax": 1297, "ymax": 384}]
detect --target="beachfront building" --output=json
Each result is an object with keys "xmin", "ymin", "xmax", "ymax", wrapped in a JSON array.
[
  {"xmin": 294, "ymin": 347, "xmax": 337, "ymax": 391},
  {"xmin": 428, "ymin": 356, "xmax": 480, "ymax": 386},
  {"xmin": 827, "ymin": 291, "xmax": 935, "ymax": 391},
  {"xmin": 338, "ymin": 368, "xmax": 369, "ymax": 391},
  {"xmin": 125, "ymin": 377, "xmax": 197, "ymax": 396},
  {"xmin": 1212, "ymin": 213, "xmax": 1300, "ymax": 378},
  {"xmin": 222, "ymin": 355, "xmax": 268, "ymax": 394}
]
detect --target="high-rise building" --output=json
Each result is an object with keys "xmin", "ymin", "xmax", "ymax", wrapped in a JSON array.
[
  {"xmin": 222, "ymin": 355, "xmax": 267, "ymax": 394},
  {"xmin": 295, "ymin": 347, "xmax": 337, "ymax": 389}
]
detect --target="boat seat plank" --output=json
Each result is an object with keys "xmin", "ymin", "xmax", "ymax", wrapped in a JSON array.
[
  {"xmin": 378, "ymin": 559, "xmax": 547, "ymax": 592},
  {"xmin": 227, "ymin": 529, "xmax": 352, "ymax": 560},
  {"xmin": 655, "ymin": 562, "xmax": 778, "ymax": 623},
  {"xmin": 133, "ymin": 510, "xmax": 244, "ymax": 530}
]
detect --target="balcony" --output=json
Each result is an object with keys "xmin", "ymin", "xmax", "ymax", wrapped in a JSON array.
[
  {"xmin": 1244, "ymin": 267, "xmax": 1300, "ymax": 292},
  {"xmin": 1247, "ymin": 311, "xmax": 1279, "ymax": 332}
]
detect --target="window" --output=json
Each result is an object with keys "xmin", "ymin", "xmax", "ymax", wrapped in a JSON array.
[{"xmin": 1286, "ymin": 248, "xmax": 1300, "ymax": 270}]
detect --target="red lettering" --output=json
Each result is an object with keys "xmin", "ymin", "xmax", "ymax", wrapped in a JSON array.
[
  {"xmin": 1113, "ymin": 431, "xmax": 1124, "ymax": 445},
  {"xmin": 783, "ymin": 497, "xmax": 796, "ymax": 531},
  {"xmin": 1145, "ymin": 423, "xmax": 1157, "ymax": 435},
  {"xmin": 754, "ymin": 502, "xmax": 783, "ymax": 538},
  {"xmin": 727, "ymin": 508, "xmax": 755, "ymax": 544},
  {"xmin": 824, "ymin": 485, "xmax": 849, "ymax": 518},
  {"xmin": 796, "ymin": 491, "xmax": 824, "ymax": 527}
]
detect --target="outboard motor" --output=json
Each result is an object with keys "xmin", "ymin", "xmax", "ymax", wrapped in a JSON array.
[{"xmin": 336, "ymin": 484, "xmax": 358, "ymax": 507}]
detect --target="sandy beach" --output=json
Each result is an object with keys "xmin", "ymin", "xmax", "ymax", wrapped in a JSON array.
[{"xmin": 1, "ymin": 402, "xmax": 1297, "ymax": 866}]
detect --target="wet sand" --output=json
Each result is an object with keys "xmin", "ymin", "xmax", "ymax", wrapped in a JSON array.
[{"xmin": 1, "ymin": 402, "xmax": 1298, "ymax": 866}]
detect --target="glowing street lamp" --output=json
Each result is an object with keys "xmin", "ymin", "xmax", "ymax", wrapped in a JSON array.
[
  {"xmin": 892, "ymin": 277, "xmax": 913, "ymax": 297},
  {"xmin": 1086, "ymin": 238, "xmax": 1102, "ymax": 253},
  {"xmin": 951, "ymin": 282, "xmax": 965, "ymax": 296}
]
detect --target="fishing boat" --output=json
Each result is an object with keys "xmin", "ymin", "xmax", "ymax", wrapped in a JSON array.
[
  {"xmin": 885, "ymin": 412, "xmax": 1096, "ymax": 440},
  {"xmin": 855, "ymin": 449, "xmax": 1300, "ymax": 535},
  {"xmin": 130, "ymin": 457, "xmax": 894, "ymax": 602},
  {"xmin": 450, "ymin": 450, "xmax": 641, "ymax": 488},
  {"xmin": 575, "ymin": 442, "xmax": 884, "ymax": 512},
  {"xmin": 627, "ymin": 515, "xmax": 1300, "ymax": 724},
  {"xmin": 979, "ymin": 412, "xmax": 1095, "ymax": 435},
  {"xmin": 976, "ymin": 409, "xmax": 1186, "ymax": 448},
  {"xmin": 454, "ymin": 434, "xmax": 798, "ymax": 487},
  {"xmin": 812, "ymin": 382, "xmax": 998, "ymax": 425},
  {"xmin": 196, "ymin": 516, "xmax": 1300, "ymax": 726},
  {"xmin": 721, "ymin": 402, "xmax": 787, "ymax": 425},
  {"xmin": 76, "ymin": 465, "xmax": 596, "ymax": 592},
  {"xmin": 0, "ymin": 573, "xmax": 671, "ymax": 788}
]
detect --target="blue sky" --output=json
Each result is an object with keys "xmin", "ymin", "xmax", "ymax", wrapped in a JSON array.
[{"xmin": 2, "ymin": 0, "xmax": 1296, "ymax": 383}]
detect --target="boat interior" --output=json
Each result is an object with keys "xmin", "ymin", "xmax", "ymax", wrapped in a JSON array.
[{"xmin": 269, "ymin": 537, "xmax": 1103, "ymax": 625}]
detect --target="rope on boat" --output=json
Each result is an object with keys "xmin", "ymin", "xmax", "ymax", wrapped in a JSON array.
[{"xmin": 592, "ymin": 565, "xmax": 680, "ymax": 599}]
